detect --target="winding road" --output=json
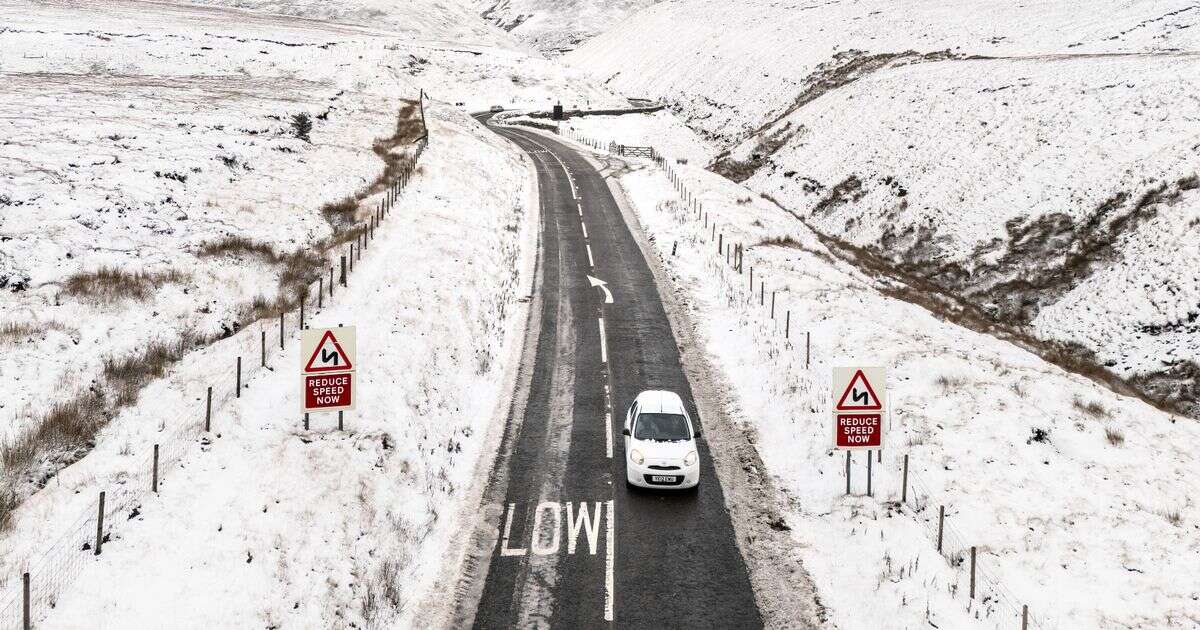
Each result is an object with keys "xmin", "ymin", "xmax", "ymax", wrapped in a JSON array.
[{"xmin": 457, "ymin": 115, "xmax": 763, "ymax": 629}]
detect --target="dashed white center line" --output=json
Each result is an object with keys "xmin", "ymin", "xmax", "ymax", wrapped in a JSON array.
[
  {"xmin": 586, "ymin": 244, "xmax": 595, "ymax": 268},
  {"xmin": 581, "ymin": 221, "xmax": 588, "ymax": 239},
  {"xmin": 598, "ymin": 317, "xmax": 607, "ymax": 364}
]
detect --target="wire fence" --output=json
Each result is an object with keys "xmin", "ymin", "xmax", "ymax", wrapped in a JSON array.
[
  {"xmin": 0, "ymin": 130, "xmax": 428, "ymax": 630},
  {"xmin": 546, "ymin": 124, "xmax": 1045, "ymax": 630}
]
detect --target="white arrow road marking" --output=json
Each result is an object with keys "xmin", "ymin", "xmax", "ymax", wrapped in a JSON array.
[{"xmin": 587, "ymin": 275, "xmax": 613, "ymax": 304}]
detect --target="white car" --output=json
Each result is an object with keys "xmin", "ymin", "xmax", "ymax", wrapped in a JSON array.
[{"xmin": 622, "ymin": 390, "xmax": 701, "ymax": 490}]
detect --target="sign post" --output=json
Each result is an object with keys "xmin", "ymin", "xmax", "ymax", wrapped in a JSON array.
[
  {"xmin": 301, "ymin": 326, "xmax": 357, "ymax": 417},
  {"xmin": 832, "ymin": 367, "xmax": 887, "ymax": 493}
]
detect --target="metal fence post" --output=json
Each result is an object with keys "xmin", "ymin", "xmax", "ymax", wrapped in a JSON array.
[
  {"xmin": 152, "ymin": 444, "xmax": 159, "ymax": 493},
  {"xmin": 236, "ymin": 357, "xmax": 242, "ymax": 398},
  {"xmin": 205, "ymin": 386, "xmax": 212, "ymax": 432},
  {"xmin": 901, "ymin": 454, "xmax": 909, "ymax": 503},
  {"xmin": 280, "ymin": 312, "xmax": 285, "ymax": 350}
]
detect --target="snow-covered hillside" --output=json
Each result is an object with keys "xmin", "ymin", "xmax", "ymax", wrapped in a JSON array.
[
  {"xmin": 0, "ymin": 0, "xmax": 620, "ymax": 509},
  {"xmin": 473, "ymin": 0, "xmax": 660, "ymax": 54},
  {"xmin": 565, "ymin": 0, "xmax": 1200, "ymax": 416}
]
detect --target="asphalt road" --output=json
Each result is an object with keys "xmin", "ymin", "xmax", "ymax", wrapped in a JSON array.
[{"xmin": 464, "ymin": 115, "xmax": 763, "ymax": 629}]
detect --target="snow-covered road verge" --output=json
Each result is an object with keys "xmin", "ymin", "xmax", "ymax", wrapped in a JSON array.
[
  {"xmin": 610, "ymin": 154, "xmax": 1200, "ymax": 629},
  {"xmin": 1, "ymin": 103, "xmax": 537, "ymax": 629}
]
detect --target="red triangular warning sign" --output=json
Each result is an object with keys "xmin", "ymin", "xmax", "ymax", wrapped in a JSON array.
[
  {"xmin": 305, "ymin": 330, "xmax": 354, "ymax": 373},
  {"xmin": 836, "ymin": 369, "xmax": 882, "ymax": 411}
]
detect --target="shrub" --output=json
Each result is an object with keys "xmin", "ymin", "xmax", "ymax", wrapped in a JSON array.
[{"xmin": 290, "ymin": 112, "xmax": 313, "ymax": 142}]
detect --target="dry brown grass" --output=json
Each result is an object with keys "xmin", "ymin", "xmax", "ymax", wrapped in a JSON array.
[
  {"xmin": 63, "ymin": 266, "xmax": 187, "ymax": 302},
  {"xmin": 1073, "ymin": 396, "xmax": 1111, "ymax": 419},
  {"xmin": 197, "ymin": 235, "xmax": 278, "ymax": 260},
  {"xmin": 1104, "ymin": 427, "xmax": 1125, "ymax": 446},
  {"xmin": 0, "ymin": 321, "xmax": 59, "ymax": 343},
  {"xmin": 758, "ymin": 235, "xmax": 803, "ymax": 248}
]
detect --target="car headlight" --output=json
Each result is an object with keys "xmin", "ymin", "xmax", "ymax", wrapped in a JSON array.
[
  {"xmin": 684, "ymin": 451, "xmax": 698, "ymax": 467},
  {"xmin": 630, "ymin": 449, "xmax": 644, "ymax": 465}
]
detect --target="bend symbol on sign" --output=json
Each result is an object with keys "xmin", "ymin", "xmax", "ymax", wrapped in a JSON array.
[{"xmin": 305, "ymin": 330, "xmax": 354, "ymax": 372}]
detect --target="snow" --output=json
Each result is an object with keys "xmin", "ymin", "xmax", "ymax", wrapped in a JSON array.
[
  {"xmin": 565, "ymin": 0, "xmax": 1200, "ymax": 409},
  {"xmin": 0, "ymin": 0, "xmax": 618, "ymax": 474},
  {"xmin": 606, "ymin": 152, "xmax": 1200, "ymax": 629},
  {"xmin": 1, "ymin": 102, "xmax": 537, "ymax": 629},
  {"xmin": 472, "ymin": 0, "xmax": 661, "ymax": 55}
]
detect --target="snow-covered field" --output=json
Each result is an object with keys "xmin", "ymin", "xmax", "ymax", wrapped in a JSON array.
[
  {"xmin": 1, "ymin": 104, "xmax": 536, "ymax": 629},
  {"xmin": 606, "ymin": 147, "xmax": 1200, "ymax": 629},
  {"xmin": 565, "ymin": 0, "xmax": 1200, "ymax": 416},
  {"xmin": 0, "ymin": 0, "xmax": 620, "ymax": 507}
]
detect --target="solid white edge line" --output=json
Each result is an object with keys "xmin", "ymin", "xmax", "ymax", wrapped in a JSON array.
[
  {"xmin": 598, "ymin": 318, "xmax": 607, "ymax": 364},
  {"xmin": 605, "ymin": 499, "xmax": 615, "ymax": 622},
  {"xmin": 586, "ymin": 244, "xmax": 595, "ymax": 268}
]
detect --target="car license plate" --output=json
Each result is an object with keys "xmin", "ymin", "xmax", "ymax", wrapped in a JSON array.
[{"xmin": 651, "ymin": 475, "xmax": 679, "ymax": 483}]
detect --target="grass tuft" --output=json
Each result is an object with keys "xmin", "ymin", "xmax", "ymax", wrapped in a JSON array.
[
  {"xmin": 63, "ymin": 267, "xmax": 187, "ymax": 302},
  {"xmin": 1104, "ymin": 427, "xmax": 1125, "ymax": 446}
]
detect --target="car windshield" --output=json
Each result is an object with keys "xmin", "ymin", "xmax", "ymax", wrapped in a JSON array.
[{"xmin": 634, "ymin": 413, "xmax": 691, "ymax": 441}]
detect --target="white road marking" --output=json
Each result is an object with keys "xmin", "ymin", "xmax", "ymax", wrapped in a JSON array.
[
  {"xmin": 500, "ymin": 503, "xmax": 527, "ymax": 556},
  {"xmin": 566, "ymin": 502, "xmax": 603, "ymax": 555},
  {"xmin": 578, "ymin": 202, "xmax": 583, "ymax": 217},
  {"xmin": 605, "ymin": 500, "xmax": 615, "ymax": 622},
  {"xmin": 581, "ymin": 221, "xmax": 588, "ymax": 239},
  {"xmin": 586, "ymin": 244, "xmax": 595, "ymax": 268},
  {"xmin": 598, "ymin": 318, "xmax": 607, "ymax": 364},
  {"xmin": 605, "ymin": 410, "xmax": 613, "ymax": 459},
  {"xmin": 531, "ymin": 502, "xmax": 562, "ymax": 555}
]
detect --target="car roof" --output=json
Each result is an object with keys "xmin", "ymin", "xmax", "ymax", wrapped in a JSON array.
[{"xmin": 634, "ymin": 390, "xmax": 686, "ymax": 414}]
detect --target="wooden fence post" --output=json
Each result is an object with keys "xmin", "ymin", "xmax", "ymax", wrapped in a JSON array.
[
  {"xmin": 845, "ymin": 451, "xmax": 851, "ymax": 495},
  {"xmin": 152, "ymin": 444, "xmax": 159, "ymax": 493},
  {"xmin": 937, "ymin": 505, "xmax": 945, "ymax": 553},
  {"xmin": 338, "ymin": 410, "xmax": 344, "ymax": 431},
  {"xmin": 785, "ymin": 311, "xmax": 791, "ymax": 339},
  {"xmin": 970, "ymin": 546, "xmax": 977, "ymax": 599},
  {"xmin": 95, "ymin": 491, "xmax": 105, "ymax": 556},
  {"xmin": 300, "ymin": 295, "xmax": 306, "ymax": 330},
  {"xmin": 304, "ymin": 413, "xmax": 309, "ymax": 431},
  {"xmin": 340, "ymin": 255, "xmax": 347, "ymax": 287},
  {"xmin": 901, "ymin": 454, "xmax": 909, "ymax": 503},
  {"xmin": 318, "ymin": 277, "xmax": 324, "ymax": 309},
  {"xmin": 261, "ymin": 330, "xmax": 266, "ymax": 368},
  {"xmin": 806, "ymin": 332, "xmax": 811, "ymax": 368},
  {"xmin": 22, "ymin": 571, "xmax": 30, "ymax": 630},
  {"xmin": 279, "ymin": 312, "xmax": 285, "ymax": 349},
  {"xmin": 771, "ymin": 292, "xmax": 776, "ymax": 319},
  {"xmin": 329, "ymin": 267, "xmax": 334, "ymax": 297},
  {"xmin": 749, "ymin": 266, "xmax": 753, "ymax": 293},
  {"xmin": 1022, "ymin": 605, "xmax": 1029, "ymax": 630},
  {"xmin": 236, "ymin": 357, "xmax": 242, "ymax": 398},
  {"xmin": 349, "ymin": 244, "xmax": 354, "ymax": 272},
  {"xmin": 205, "ymin": 386, "xmax": 212, "ymax": 432},
  {"xmin": 717, "ymin": 233, "xmax": 723, "ymax": 256}
]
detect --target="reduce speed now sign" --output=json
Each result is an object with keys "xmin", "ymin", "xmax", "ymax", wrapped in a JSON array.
[
  {"xmin": 831, "ymin": 366, "xmax": 887, "ymax": 450},
  {"xmin": 301, "ymin": 326, "xmax": 356, "ymax": 412}
]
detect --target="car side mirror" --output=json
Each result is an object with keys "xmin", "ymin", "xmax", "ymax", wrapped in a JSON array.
[{"xmin": 622, "ymin": 428, "xmax": 630, "ymax": 436}]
